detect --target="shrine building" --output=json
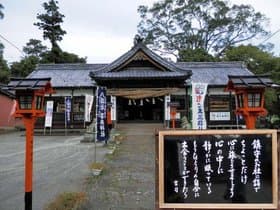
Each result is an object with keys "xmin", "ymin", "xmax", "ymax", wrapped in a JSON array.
[{"xmin": 28, "ymin": 40, "xmax": 254, "ymax": 129}]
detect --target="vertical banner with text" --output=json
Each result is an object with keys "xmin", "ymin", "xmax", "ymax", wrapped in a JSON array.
[
  {"xmin": 84, "ymin": 94, "xmax": 94, "ymax": 122},
  {"xmin": 165, "ymin": 95, "xmax": 171, "ymax": 121},
  {"xmin": 65, "ymin": 96, "xmax": 71, "ymax": 125},
  {"xmin": 96, "ymin": 87, "xmax": 108, "ymax": 141},
  {"xmin": 44, "ymin": 101, "xmax": 54, "ymax": 128},
  {"xmin": 192, "ymin": 83, "xmax": 208, "ymax": 129}
]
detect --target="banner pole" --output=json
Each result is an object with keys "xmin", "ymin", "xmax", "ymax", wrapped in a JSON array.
[
  {"xmin": 84, "ymin": 95, "xmax": 86, "ymax": 129},
  {"xmin": 94, "ymin": 87, "xmax": 98, "ymax": 163},
  {"xmin": 64, "ymin": 97, "xmax": 67, "ymax": 136}
]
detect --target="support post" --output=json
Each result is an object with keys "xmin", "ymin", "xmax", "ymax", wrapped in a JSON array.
[
  {"xmin": 243, "ymin": 114, "xmax": 258, "ymax": 129},
  {"xmin": 23, "ymin": 117, "xmax": 35, "ymax": 210}
]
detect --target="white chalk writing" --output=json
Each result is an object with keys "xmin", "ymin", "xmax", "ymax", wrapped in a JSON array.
[
  {"xmin": 180, "ymin": 141, "xmax": 190, "ymax": 198},
  {"xmin": 192, "ymin": 141, "xmax": 200, "ymax": 197},
  {"xmin": 203, "ymin": 140, "xmax": 213, "ymax": 194},
  {"xmin": 215, "ymin": 140, "xmax": 224, "ymax": 174},
  {"xmin": 252, "ymin": 139, "xmax": 262, "ymax": 192},
  {"xmin": 227, "ymin": 139, "xmax": 237, "ymax": 198},
  {"xmin": 241, "ymin": 139, "xmax": 248, "ymax": 184}
]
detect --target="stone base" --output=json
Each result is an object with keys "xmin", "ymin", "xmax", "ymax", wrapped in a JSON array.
[{"xmin": 81, "ymin": 132, "xmax": 95, "ymax": 142}]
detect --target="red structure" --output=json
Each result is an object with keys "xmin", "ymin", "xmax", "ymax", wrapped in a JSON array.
[
  {"xmin": 107, "ymin": 102, "xmax": 113, "ymax": 129},
  {"xmin": 7, "ymin": 78, "xmax": 53, "ymax": 210},
  {"xmin": 169, "ymin": 102, "xmax": 180, "ymax": 129},
  {"xmin": 0, "ymin": 88, "xmax": 16, "ymax": 127},
  {"xmin": 226, "ymin": 75, "xmax": 273, "ymax": 129}
]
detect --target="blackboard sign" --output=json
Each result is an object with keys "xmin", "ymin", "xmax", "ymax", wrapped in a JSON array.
[{"xmin": 158, "ymin": 130, "xmax": 278, "ymax": 209}]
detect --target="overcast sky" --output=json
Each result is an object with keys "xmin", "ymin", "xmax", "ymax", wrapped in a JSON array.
[{"xmin": 1, "ymin": 0, "xmax": 280, "ymax": 64}]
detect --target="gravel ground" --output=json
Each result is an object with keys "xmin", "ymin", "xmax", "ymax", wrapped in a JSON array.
[
  {"xmin": 86, "ymin": 123, "xmax": 163, "ymax": 210},
  {"xmin": 0, "ymin": 131, "xmax": 109, "ymax": 210}
]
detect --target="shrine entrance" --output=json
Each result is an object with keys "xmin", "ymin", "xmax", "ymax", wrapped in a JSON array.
[
  {"xmin": 117, "ymin": 97, "xmax": 164, "ymax": 123},
  {"xmin": 90, "ymin": 39, "xmax": 191, "ymax": 126}
]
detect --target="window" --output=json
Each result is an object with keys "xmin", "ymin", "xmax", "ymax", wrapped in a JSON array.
[
  {"xmin": 73, "ymin": 97, "xmax": 85, "ymax": 112},
  {"xmin": 237, "ymin": 94, "xmax": 244, "ymax": 108},
  {"xmin": 171, "ymin": 95, "xmax": 186, "ymax": 110},
  {"xmin": 209, "ymin": 96, "xmax": 230, "ymax": 111},
  {"xmin": 35, "ymin": 96, "xmax": 42, "ymax": 110},
  {"xmin": 19, "ymin": 95, "xmax": 32, "ymax": 109},
  {"xmin": 248, "ymin": 93, "xmax": 261, "ymax": 107}
]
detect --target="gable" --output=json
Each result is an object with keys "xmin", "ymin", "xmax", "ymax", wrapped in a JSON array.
[{"xmin": 112, "ymin": 50, "xmax": 167, "ymax": 72}]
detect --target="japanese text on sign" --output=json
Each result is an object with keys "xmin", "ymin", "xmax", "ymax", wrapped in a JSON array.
[
  {"xmin": 159, "ymin": 130, "xmax": 277, "ymax": 209},
  {"xmin": 173, "ymin": 138, "xmax": 263, "ymax": 199}
]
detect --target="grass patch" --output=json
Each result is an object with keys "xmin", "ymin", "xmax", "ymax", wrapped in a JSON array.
[
  {"xmin": 44, "ymin": 192, "xmax": 87, "ymax": 210},
  {"xmin": 89, "ymin": 162, "xmax": 105, "ymax": 170}
]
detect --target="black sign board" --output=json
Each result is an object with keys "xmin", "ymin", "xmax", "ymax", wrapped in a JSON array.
[{"xmin": 158, "ymin": 130, "xmax": 278, "ymax": 209}]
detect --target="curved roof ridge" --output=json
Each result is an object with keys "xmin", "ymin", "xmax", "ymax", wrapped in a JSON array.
[
  {"xmin": 176, "ymin": 61, "xmax": 245, "ymax": 68},
  {"xmin": 93, "ymin": 42, "xmax": 191, "ymax": 74},
  {"xmin": 33, "ymin": 63, "xmax": 107, "ymax": 73}
]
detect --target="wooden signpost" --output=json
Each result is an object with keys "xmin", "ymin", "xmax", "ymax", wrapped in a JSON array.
[{"xmin": 157, "ymin": 130, "xmax": 278, "ymax": 209}]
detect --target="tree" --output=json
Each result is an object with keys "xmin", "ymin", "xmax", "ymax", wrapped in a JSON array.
[
  {"xmin": 223, "ymin": 45, "xmax": 275, "ymax": 75},
  {"xmin": 9, "ymin": 39, "xmax": 47, "ymax": 78},
  {"xmin": 34, "ymin": 0, "xmax": 86, "ymax": 63},
  {"xmin": 10, "ymin": 56, "xmax": 40, "ymax": 78},
  {"xmin": 0, "ymin": 43, "xmax": 4, "ymax": 57},
  {"xmin": 0, "ymin": 55, "xmax": 10, "ymax": 84},
  {"xmin": 223, "ymin": 44, "xmax": 280, "ymax": 116},
  {"xmin": 0, "ymin": 3, "xmax": 4, "ymax": 19},
  {"xmin": 41, "ymin": 50, "xmax": 87, "ymax": 63},
  {"xmin": 0, "ymin": 3, "xmax": 4, "ymax": 55},
  {"xmin": 178, "ymin": 48, "xmax": 216, "ymax": 62},
  {"xmin": 137, "ymin": 0, "xmax": 269, "ymax": 59},
  {"xmin": 34, "ymin": 0, "xmax": 66, "ymax": 51},
  {"xmin": 23, "ymin": 39, "xmax": 47, "ymax": 57},
  {"xmin": 0, "ymin": 4, "xmax": 10, "ymax": 83}
]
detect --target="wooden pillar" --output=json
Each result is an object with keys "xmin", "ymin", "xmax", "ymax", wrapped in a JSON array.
[{"xmin": 23, "ymin": 116, "xmax": 36, "ymax": 210}]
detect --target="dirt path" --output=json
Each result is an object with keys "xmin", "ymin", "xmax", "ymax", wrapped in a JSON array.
[
  {"xmin": 86, "ymin": 123, "xmax": 163, "ymax": 210},
  {"xmin": 0, "ymin": 132, "xmax": 109, "ymax": 210}
]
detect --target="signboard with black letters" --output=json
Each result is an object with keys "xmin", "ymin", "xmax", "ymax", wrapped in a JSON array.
[{"xmin": 158, "ymin": 130, "xmax": 278, "ymax": 209}]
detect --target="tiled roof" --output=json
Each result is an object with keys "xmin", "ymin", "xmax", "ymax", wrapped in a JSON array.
[
  {"xmin": 90, "ymin": 42, "xmax": 191, "ymax": 81},
  {"xmin": 95, "ymin": 42, "xmax": 188, "ymax": 73},
  {"xmin": 28, "ymin": 64, "xmax": 106, "ymax": 88},
  {"xmin": 7, "ymin": 78, "xmax": 52, "ymax": 90},
  {"xmin": 93, "ymin": 67, "xmax": 189, "ymax": 80},
  {"xmin": 176, "ymin": 62, "xmax": 253, "ymax": 85},
  {"xmin": 227, "ymin": 75, "xmax": 274, "ymax": 88},
  {"xmin": 28, "ymin": 62, "xmax": 253, "ymax": 88},
  {"xmin": 0, "ymin": 87, "xmax": 15, "ymax": 98}
]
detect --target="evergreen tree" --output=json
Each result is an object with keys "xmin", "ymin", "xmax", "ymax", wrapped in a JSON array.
[
  {"xmin": 0, "ymin": 3, "xmax": 4, "ymax": 19},
  {"xmin": 138, "ymin": 0, "xmax": 269, "ymax": 60},
  {"xmin": 23, "ymin": 39, "xmax": 47, "ymax": 57},
  {"xmin": 34, "ymin": 0, "xmax": 66, "ymax": 50},
  {"xmin": 34, "ymin": 1, "xmax": 86, "ymax": 63},
  {"xmin": 0, "ymin": 55, "xmax": 10, "ymax": 84},
  {"xmin": 0, "ymin": 3, "xmax": 10, "ymax": 83},
  {"xmin": 34, "ymin": 0, "xmax": 66, "ymax": 63},
  {"xmin": 223, "ymin": 45, "xmax": 280, "ymax": 117},
  {"xmin": 10, "ymin": 56, "xmax": 40, "ymax": 78}
]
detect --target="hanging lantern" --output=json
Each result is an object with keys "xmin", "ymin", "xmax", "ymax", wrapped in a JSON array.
[
  {"xmin": 158, "ymin": 97, "xmax": 164, "ymax": 102},
  {"xmin": 152, "ymin": 98, "xmax": 155, "ymax": 104},
  {"xmin": 140, "ymin": 99, "xmax": 143, "ymax": 106},
  {"xmin": 145, "ymin": 98, "xmax": 150, "ymax": 102},
  {"xmin": 128, "ymin": 99, "xmax": 132, "ymax": 105},
  {"xmin": 133, "ymin": 100, "xmax": 137, "ymax": 105}
]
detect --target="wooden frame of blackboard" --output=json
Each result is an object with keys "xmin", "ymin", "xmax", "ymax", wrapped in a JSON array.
[{"xmin": 158, "ymin": 129, "xmax": 278, "ymax": 209}]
